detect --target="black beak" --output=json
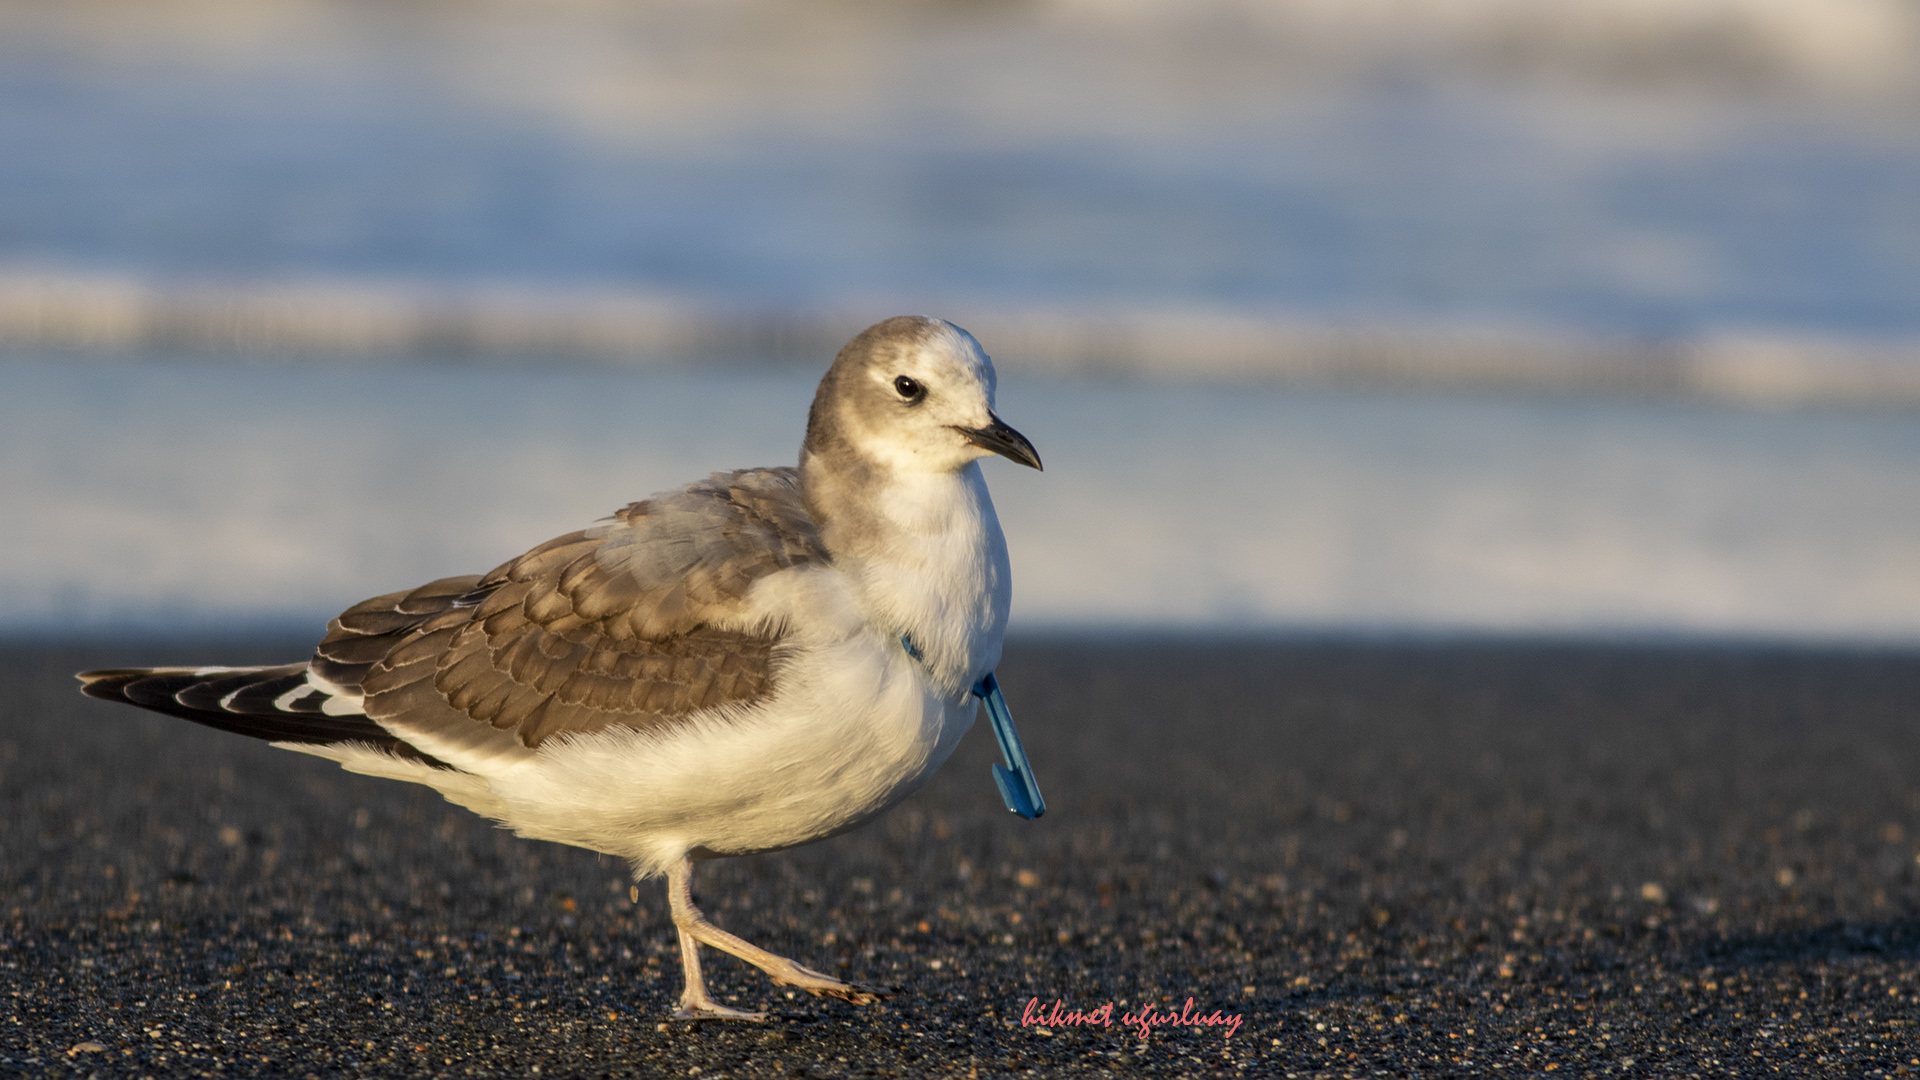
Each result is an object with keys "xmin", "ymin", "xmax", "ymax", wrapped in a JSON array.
[{"xmin": 955, "ymin": 413, "xmax": 1043, "ymax": 471}]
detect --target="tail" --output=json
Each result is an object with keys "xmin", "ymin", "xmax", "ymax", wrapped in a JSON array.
[{"xmin": 78, "ymin": 664, "xmax": 445, "ymax": 766}]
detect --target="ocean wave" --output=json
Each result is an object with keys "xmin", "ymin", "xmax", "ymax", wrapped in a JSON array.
[
  {"xmin": 6, "ymin": 0, "xmax": 1917, "ymax": 115},
  {"xmin": 4, "ymin": 270, "xmax": 1918, "ymax": 406}
]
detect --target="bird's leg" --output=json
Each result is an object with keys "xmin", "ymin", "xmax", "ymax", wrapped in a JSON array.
[
  {"xmin": 669, "ymin": 912, "xmax": 766, "ymax": 1022},
  {"xmin": 665, "ymin": 859, "xmax": 766, "ymax": 1021},
  {"xmin": 666, "ymin": 857, "xmax": 886, "ymax": 1014}
]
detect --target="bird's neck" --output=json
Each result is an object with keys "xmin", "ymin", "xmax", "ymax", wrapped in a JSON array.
[{"xmin": 801, "ymin": 449, "xmax": 1010, "ymax": 694}]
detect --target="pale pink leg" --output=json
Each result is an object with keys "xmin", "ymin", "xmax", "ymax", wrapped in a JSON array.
[{"xmin": 664, "ymin": 857, "xmax": 885, "ymax": 1020}]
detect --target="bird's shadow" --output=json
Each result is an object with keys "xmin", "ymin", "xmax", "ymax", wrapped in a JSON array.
[{"xmin": 1689, "ymin": 918, "xmax": 1920, "ymax": 969}]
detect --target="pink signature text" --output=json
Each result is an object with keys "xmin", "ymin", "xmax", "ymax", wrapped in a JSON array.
[{"xmin": 1020, "ymin": 996, "xmax": 1244, "ymax": 1040}]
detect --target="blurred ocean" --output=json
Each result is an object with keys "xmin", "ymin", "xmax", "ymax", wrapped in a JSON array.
[
  {"xmin": 3, "ymin": 0, "xmax": 1919, "ymax": 639},
  {"xmin": 9, "ymin": 354, "xmax": 1920, "ymax": 640}
]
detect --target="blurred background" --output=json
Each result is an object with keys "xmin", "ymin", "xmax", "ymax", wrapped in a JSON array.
[{"xmin": 3, "ymin": 0, "xmax": 1919, "ymax": 639}]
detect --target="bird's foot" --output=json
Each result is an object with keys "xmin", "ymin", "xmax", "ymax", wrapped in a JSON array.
[
  {"xmin": 805, "ymin": 981, "xmax": 888, "ymax": 1007},
  {"xmin": 670, "ymin": 1000, "xmax": 769, "ymax": 1022},
  {"xmin": 771, "ymin": 965, "xmax": 890, "ymax": 1006}
]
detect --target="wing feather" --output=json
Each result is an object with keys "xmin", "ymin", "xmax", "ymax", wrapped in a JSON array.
[
  {"xmin": 339, "ymin": 467, "xmax": 827, "ymax": 750},
  {"xmin": 81, "ymin": 471, "xmax": 829, "ymax": 766}
]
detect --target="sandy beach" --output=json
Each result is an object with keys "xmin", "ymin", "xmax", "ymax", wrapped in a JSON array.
[{"xmin": 4, "ymin": 636, "xmax": 1917, "ymax": 1076}]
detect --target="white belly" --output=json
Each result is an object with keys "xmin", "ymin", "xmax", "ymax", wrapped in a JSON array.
[{"xmin": 479, "ymin": 631, "xmax": 975, "ymax": 877}]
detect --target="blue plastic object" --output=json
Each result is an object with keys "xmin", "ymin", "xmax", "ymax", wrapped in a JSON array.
[
  {"xmin": 973, "ymin": 672, "xmax": 1046, "ymax": 820},
  {"xmin": 900, "ymin": 635, "xmax": 1044, "ymax": 820}
]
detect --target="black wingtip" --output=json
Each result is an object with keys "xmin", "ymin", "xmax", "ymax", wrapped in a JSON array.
[
  {"xmin": 77, "ymin": 669, "xmax": 142, "ymax": 702},
  {"xmin": 77, "ymin": 664, "xmax": 456, "ymax": 770}
]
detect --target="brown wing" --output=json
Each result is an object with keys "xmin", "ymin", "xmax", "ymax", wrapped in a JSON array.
[{"xmin": 314, "ymin": 467, "xmax": 830, "ymax": 750}]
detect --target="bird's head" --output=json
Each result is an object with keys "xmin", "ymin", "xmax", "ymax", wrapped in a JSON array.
[{"xmin": 804, "ymin": 316, "xmax": 1041, "ymax": 476}]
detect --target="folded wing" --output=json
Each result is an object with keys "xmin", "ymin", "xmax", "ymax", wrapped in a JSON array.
[
  {"xmin": 81, "ymin": 468, "xmax": 832, "ymax": 768},
  {"xmin": 331, "ymin": 467, "xmax": 829, "ymax": 754}
]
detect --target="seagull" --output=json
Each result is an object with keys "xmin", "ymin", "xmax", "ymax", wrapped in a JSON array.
[{"xmin": 78, "ymin": 315, "xmax": 1044, "ymax": 1021}]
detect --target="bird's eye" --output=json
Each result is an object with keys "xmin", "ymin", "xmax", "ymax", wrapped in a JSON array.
[{"xmin": 893, "ymin": 375, "xmax": 923, "ymax": 399}]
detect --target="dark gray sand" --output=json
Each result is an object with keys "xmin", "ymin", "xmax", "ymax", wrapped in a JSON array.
[{"xmin": 5, "ymin": 637, "xmax": 1920, "ymax": 1077}]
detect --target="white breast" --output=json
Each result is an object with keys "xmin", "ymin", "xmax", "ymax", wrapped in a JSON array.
[{"xmin": 850, "ymin": 461, "xmax": 1011, "ymax": 695}]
